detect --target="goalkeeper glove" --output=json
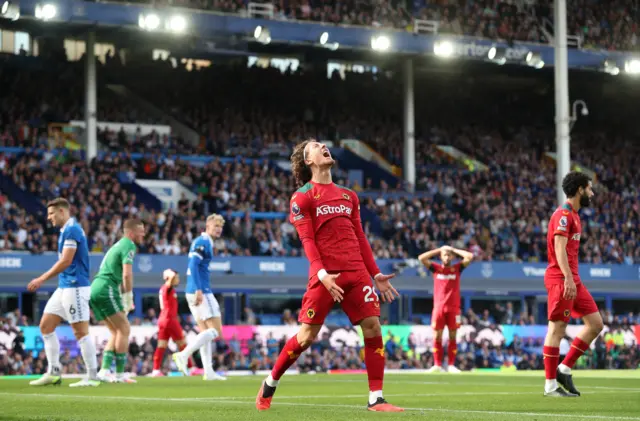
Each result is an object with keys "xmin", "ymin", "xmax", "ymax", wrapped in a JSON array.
[{"xmin": 122, "ymin": 291, "xmax": 134, "ymax": 313}]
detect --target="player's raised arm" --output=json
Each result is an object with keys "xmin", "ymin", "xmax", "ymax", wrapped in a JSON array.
[
  {"xmin": 27, "ymin": 232, "xmax": 78, "ymax": 292},
  {"xmin": 417, "ymin": 247, "xmax": 444, "ymax": 270},
  {"xmin": 450, "ymin": 247, "xmax": 474, "ymax": 268}
]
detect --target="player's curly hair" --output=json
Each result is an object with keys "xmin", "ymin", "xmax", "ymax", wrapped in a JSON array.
[
  {"xmin": 562, "ymin": 171, "xmax": 591, "ymax": 198},
  {"xmin": 291, "ymin": 139, "xmax": 313, "ymax": 188}
]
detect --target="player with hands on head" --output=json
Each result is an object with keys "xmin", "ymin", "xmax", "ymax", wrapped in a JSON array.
[
  {"xmin": 28, "ymin": 198, "xmax": 99, "ymax": 388},
  {"xmin": 256, "ymin": 139, "xmax": 403, "ymax": 413},
  {"xmin": 150, "ymin": 269, "xmax": 194, "ymax": 377},
  {"xmin": 418, "ymin": 245, "xmax": 473, "ymax": 373},
  {"xmin": 543, "ymin": 172, "xmax": 603, "ymax": 397}
]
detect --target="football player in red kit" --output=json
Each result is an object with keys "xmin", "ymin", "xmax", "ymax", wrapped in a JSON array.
[
  {"xmin": 256, "ymin": 140, "xmax": 403, "ymax": 413},
  {"xmin": 151, "ymin": 269, "xmax": 193, "ymax": 377},
  {"xmin": 418, "ymin": 246, "xmax": 473, "ymax": 373},
  {"xmin": 543, "ymin": 172, "xmax": 603, "ymax": 397}
]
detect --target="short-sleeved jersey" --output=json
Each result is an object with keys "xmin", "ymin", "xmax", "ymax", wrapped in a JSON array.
[
  {"xmin": 159, "ymin": 284, "xmax": 178, "ymax": 321},
  {"xmin": 186, "ymin": 233, "xmax": 213, "ymax": 294},
  {"xmin": 545, "ymin": 202, "xmax": 582, "ymax": 286},
  {"xmin": 93, "ymin": 237, "xmax": 137, "ymax": 287},
  {"xmin": 57, "ymin": 218, "xmax": 90, "ymax": 288},
  {"xmin": 289, "ymin": 181, "xmax": 380, "ymax": 280},
  {"xmin": 429, "ymin": 262, "xmax": 463, "ymax": 312}
]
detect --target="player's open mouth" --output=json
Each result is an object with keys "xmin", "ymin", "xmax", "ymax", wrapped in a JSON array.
[{"xmin": 322, "ymin": 150, "xmax": 331, "ymax": 158}]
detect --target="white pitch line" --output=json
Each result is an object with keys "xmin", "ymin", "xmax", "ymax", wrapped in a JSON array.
[
  {"xmin": 327, "ymin": 378, "xmax": 640, "ymax": 391},
  {"xmin": 1, "ymin": 392, "xmax": 640, "ymax": 420}
]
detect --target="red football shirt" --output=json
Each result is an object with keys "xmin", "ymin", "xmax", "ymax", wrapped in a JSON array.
[
  {"xmin": 159, "ymin": 284, "xmax": 179, "ymax": 321},
  {"xmin": 429, "ymin": 262, "xmax": 463, "ymax": 312},
  {"xmin": 545, "ymin": 202, "xmax": 582, "ymax": 286},
  {"xmin": 289, "ymin": 181, "xmax": 380, "ymax": 280}
]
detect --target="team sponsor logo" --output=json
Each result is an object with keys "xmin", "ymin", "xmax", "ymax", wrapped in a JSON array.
[
  {"xmin": 209, "ymin": 261, "xmax": 232, "ymax": 271},
  {"xmin": 293, "ymin": 215, "xmax": 304, "ymax": 221},
  {"xmin": 138, "ymin": 256, "xmax": 153, "ymax": 273},
  {"xmin": 590, "ymin": 268, "xmax": 611, "ymax": 278},
  {"xmin": 523, "ymin": 266, "xmax": 547, "ymax": 277},
  {"xmin": 559, "ymin": 216, "xmax": 568, "ymax": 227},
  {"xmin": 316, "ymin": 204, "xmax": 352, "ymax": 217},
  {"xmin": 306, "ymin": 308, "xmax": 315, "ymax": 319},
  {"xmin": 313, "ymin": 193, "xmax": 321, "ymax": 200},
  {"xmin": 557, "ymin": 226, "xmax": 567, "ymax": 232},
  {"xmin": 435, "ymin": 273, "xmax": 457, "ymax": 281},
  {"xmin": 342, "ymin": 193, "xmax": 350, "ymax": 201},
  {"xmin": 564, "ymin": 309, "xmax": 570, "ymax": 317},
  {"xmin": 291, "ymin": 202, "xmax": 300, "ymax": 215},
  {"xmin": 572, "ymin": 233, "xmax": 581, "ymax": 241},
  {"xmin": 259, "ymin": 261, "xmax": 286, "ymax": 272}
]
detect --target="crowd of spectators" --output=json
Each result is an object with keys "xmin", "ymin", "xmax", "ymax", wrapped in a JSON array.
[
  {"xmin": 110, "ymin": 0, "xmax": 639, "ymax": 51},
  {"xmin": 1, "ymin": 304, "xmax": 638, "ymax": 376},
  {"xmin": 1, "ymin": 55, "xmax": 640, "ymax": 264}
]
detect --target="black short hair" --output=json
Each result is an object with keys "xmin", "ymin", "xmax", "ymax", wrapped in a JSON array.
[{"xmin": 562, "ymin": 171, "xmax": 591, "ymax": 198}]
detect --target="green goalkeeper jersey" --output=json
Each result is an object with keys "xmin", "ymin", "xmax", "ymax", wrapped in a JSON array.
[{"xmin": 93, "ymin": 237, "xmax": 137, "ymax": 287}]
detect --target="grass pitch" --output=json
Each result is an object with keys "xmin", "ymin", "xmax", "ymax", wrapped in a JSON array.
[{"xmin": 0, "ymin": 371, "xmax": 639, "ymax": 421}]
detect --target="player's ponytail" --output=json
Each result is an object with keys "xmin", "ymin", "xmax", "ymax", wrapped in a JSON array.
[{"xmin": 291, "ymin": 140, "xmax": 313, "ymax": 188}]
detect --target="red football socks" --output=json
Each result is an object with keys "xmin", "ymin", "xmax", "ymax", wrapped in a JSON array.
[
  {"xmin": 153, "ymin": 347, "xmax": 165, "ymax": 371},
  {"xmin": 543, "ymin": 346, "xmax": 560, "ymax": 379},
  {"xmin": 364, "ymin": 336, "xmax": 385, "ymax": 392},
  {"xmin": 561, "ymin": 337, "xmax": 589, "ymax": 369},
  {"xmin": 178, "ymin": 343, "xmax": 194, "ymax": 368},
  {"xmin": 271, "ymin": 335, "xmax": 308, "ymax": 381},
  {"xmin": 433, "ymin": 339, "xmax": 443, "ymax": 367},
  {"xmin": 447, "ymin": 340, "xmax": 457, "ymax": 365}
]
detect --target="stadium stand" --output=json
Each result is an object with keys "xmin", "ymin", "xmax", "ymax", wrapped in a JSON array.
[{"xmin": 107, "ymin": 0, "xmax": 639, "ymax": 50}]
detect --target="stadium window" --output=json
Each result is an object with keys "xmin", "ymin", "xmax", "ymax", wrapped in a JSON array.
[
  {"xmin": 94, "ymin": 43, "xmax": 115, "ymax": 64},
  {"xmin": 153, "ymin": 49, "xmax": 170, "ymax": 61},
  {"xmin": 64, "ymin": 39, "xmax": 85, "ymax": 61},
  {"xmin": 1, "ymin": 30, "xmax": 14, "ymax": 54},
  {"xmin": 247, "ymin": 56, "xmax": 299, "ymax": 73},
  {"xmin": 13, "ymin": 31, "xmax": 29, "ymax": 55}
]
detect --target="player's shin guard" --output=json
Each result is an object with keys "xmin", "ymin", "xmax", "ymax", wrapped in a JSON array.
[
  {"xmin": 183, "ymin": 328, "xmax": 218, "ymax": 356},
  {"xmin": 270, "ymin": 335, "xmax": 308, "ymax": 381},
  {"xmin": 560, "ymin": 337, "xmax": 589, "ymax": 370},
  {"xmin": 43, "ymin": 332, "xmax": 61, "ymax": 374},
  {"xmin": 543, "ymin": 346, "xmax": 560, "ymax": 392},
  {"xmin": 101, "ymin": 350, "xmax": 115, "ymax": 371},
  {"xmin": 177, "ymin": 344, "xmax": 193, "ymax": 369},
  {"xmin": 364, "ymin": 336, "xmax": 385, "ymax": 394},
  {"xmin": 78, "ymin": 335, "xmax": 98, "ymax": 379},
  {"xmin": 153, "ymin": 347, "xmax": 166, "ymax": 371},
  {"xmin": 433, "ymin": 339, "xmax": 444, "ymax": 367},
  {"xmin": 447, "ymin": 340, "xmax": 457, "ymax": 366},
  {"xmin": 115, "ymin": 353, "xmax": 127, "ymax": 377}
]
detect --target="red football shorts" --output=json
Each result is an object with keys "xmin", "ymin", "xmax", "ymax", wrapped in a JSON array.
[
  {"xmin": 298, "ymin": 270, "xmax": 380, "ymax": 325},
  {"xmin": 546, "ymin": 283, "xmax": 599, "ymax": 323},
  {"xmin": 157, "ymin": 319, "xmax": 185, "ymax": 342},
  {"xmin": 431, "ymin": 309, "xmax": 461, "ymax": 331}
]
